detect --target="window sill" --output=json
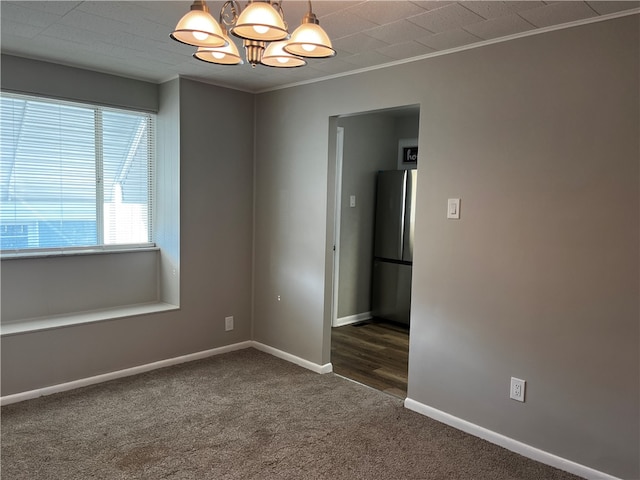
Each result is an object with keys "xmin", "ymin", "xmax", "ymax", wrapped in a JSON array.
[
  {"xmin": 1, "ymin": 245, "xmax": 159, "ymax": 261},
  {"xmin": 0, "ymin": 302, "xmax": 179, "ymax": 337}
]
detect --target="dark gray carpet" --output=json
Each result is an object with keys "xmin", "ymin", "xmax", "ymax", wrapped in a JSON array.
[{"xmin": 1, "ymin": 348, "xmax": 582, "ymax": 479}]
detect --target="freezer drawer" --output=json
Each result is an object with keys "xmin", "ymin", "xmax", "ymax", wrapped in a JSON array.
[{"xmin": 371, "ymin": 259, "xmax": 412, "ymax": 325}]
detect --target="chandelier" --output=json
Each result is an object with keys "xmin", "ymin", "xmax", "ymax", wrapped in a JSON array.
[{"xmin": 170, "ymin": 0, "xmax": 336, "ymax": 68}]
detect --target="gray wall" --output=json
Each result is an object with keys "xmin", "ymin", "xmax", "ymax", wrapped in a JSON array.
[
  {"xmin": 1, "ymin": 61, "xmax": 255, "ymax": 395},
  {"xmin": 395, "ymin": 114, "xmax": 420, "ymax": 151},
  {"xmin": 0, "ymin": 54, "xmax": 157, "ymax": 112},
  {"xmin": 1, "ymin": 251, "xmax": 159, "ymax": 321},
  {"xmin": 156, "ymin": 79, "xmax": 181, "ymax": 306},
  {"xmin": 253, "ymin": 16, "xmax": 639, "ymax": 479}
]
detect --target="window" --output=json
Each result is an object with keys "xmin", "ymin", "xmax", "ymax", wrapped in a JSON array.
[{"xmin": 0, "ymin": 92, "xmax": 155, "ymax": 253}]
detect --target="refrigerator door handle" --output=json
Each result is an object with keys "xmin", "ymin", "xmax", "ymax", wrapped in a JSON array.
[
  {"xmin": 403, "ymin": 169, "xmax": 416, "ymax": 262},
  {"xmin": 398, "ymin": 171, "xmax": 407, "ymax": 260}
]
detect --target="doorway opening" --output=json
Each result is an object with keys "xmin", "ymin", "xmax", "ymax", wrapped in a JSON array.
[{"xmin": 328, "ymin": 105, "xmax": 420, "ymax": 398}]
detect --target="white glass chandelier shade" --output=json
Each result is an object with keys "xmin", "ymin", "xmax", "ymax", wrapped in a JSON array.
[
  {"xmin": 261, "ymin": 41, "xmax": 306, "ymax": 68},
  {"xmin": 194, "ymin": 31, "xmax": 243, "ymax": 65},
  {"xmin": 230, "ymin": 1, "xmax": 288, "ymax": 42},
  {"xmin": 284, "ymin": 18, "xmax": 335, "ymax": 58},
  {"xmin": 171, "ymin": 2, "xmax": 227, "ymax": 48}
]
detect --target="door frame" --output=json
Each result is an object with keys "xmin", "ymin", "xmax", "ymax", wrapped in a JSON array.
[{"xmin": 331, "ymin": 126, "xmax": 344, "ymax": 328}]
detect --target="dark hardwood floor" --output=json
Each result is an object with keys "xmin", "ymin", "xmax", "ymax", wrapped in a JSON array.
[{"xmin": 331, "ymin": 319, "xmax": 409, "ymax": 398}]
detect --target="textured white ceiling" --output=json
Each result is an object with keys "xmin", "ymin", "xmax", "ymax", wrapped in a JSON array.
[{"xmin": 1, "ymin": 1, "xmax": 638, "ymax": 92}]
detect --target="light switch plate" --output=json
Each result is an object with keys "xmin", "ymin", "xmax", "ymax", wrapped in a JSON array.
[{"xmin": 447, "ymin": 198, "xmax": 460, "ymax": 219}]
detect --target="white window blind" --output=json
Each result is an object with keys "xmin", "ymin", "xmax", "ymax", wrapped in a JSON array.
[{"xmin": 0, "ymin": 92, "xmax": 154, "ymax": 253}]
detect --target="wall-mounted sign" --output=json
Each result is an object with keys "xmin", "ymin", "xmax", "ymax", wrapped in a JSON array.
[{"xmin": 398, "ymin": 138, "xmax": 418, "ymax": 170}]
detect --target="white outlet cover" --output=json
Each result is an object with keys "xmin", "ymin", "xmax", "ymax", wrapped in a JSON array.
[
  {"xmin": 225, "ymin": 316, "xmax": 234, "ymax": 331},
  {"xmin": 510, "ymin": 377, "xmax": 526, "ymax": 402}
]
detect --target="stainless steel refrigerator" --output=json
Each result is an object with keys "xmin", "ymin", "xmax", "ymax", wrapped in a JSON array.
[{"xmin": 371, "ymin": 169, "xmax": 416, "ymax": 326}]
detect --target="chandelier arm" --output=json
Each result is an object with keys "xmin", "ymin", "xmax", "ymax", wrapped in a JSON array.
[
  {"xmin": 301, "ymin": 0, "xmax": 319, "ymax": 25},
  {"xmin": 270, "ymin": 1, "xmax": 287, "ymax": 30},
  {"xmin": 220, "ymin": 0, "xmax": 242, "ymax": 27},
  {"xmin": 192, "ymin": 0, "xmax": 209, "ymax": 12},
  {"xmin": 270, "ymin": 1, "xmax": 282, "ymax": 15}
]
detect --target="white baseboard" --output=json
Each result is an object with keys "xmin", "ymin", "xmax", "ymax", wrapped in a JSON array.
[
  {"xmin": 404, "ymin": 398, "xmax": 621, "ymax": 480},
  {"xmin": 0, "ymin": 341, "xmax": 253, "ymax": 406},
  {"xmin": 1, "ymin": 340, "xmax": 333, "ymax": 406},
  {"xmin": 333, "ymin": 311, "xmax": 372, "ymax": 327},
  {"xmin": 252, "ymin": 341, "xmax": 333, "ymax": 374}
]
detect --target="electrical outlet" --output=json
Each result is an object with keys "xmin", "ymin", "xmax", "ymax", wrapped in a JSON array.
[
  {"xmin": 224, "ymin": 316, "xmax": 234, "ymax": 332},
  {"xmin": 510, "ymin": 377, "xmax": 526, "ymax": 402}
]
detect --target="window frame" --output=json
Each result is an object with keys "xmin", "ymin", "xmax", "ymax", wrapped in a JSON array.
[{"xmin": 0, "ymin": 91, "xmax": 156, "ymax": 257}]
